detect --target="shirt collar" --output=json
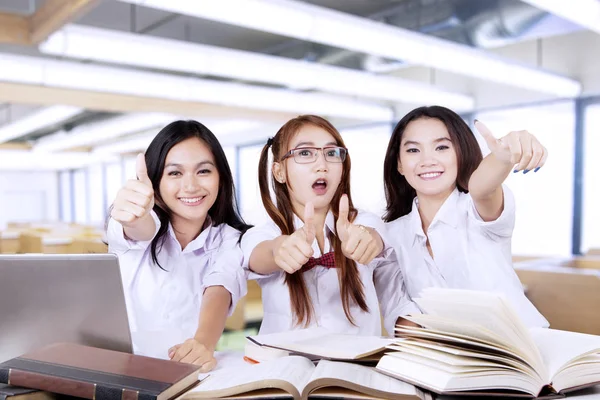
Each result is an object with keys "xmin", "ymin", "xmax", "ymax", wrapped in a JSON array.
[
  {"xmin": 292, "ymin": 210, "xmax": 336, "ymax": 233},
  {"xmin": 167, "ymin": 216, "xmax": 214, "ymax": 253},
  {"xmin": 292, "ymin": 210, "xmax": 336, "ymax": 255},
  {"xmin": 410, "ymin": 188, "xmax": 460, "ymax": 246}
]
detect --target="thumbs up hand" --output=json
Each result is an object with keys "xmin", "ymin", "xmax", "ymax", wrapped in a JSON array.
[
  {"xmin": 475, "ymin": 120, "xmax": 548, "ymax": 173},
  {"xmin": 272, "ymin": 202, "xmax": 316, "ymax": 274},
  {"xmin": 336, "ymin": 195, "xmax": 383, "ymax": 266},
  {"xmin": 110, "ymin": 153, "xmax": 155, "ymax": 227}
]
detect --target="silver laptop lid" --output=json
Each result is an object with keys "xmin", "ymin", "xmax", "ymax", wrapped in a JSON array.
[{"xmin": 0, "ymin": 253, "xmax": 132, "ymax": 362}]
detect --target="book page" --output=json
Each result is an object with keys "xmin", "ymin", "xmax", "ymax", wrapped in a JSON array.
[
  {"xmin": 287, "ymin": 335, "xmax": 395, "ymax": 360},
  {"xmin": 187, "ymin": 356, "xmax": 314, "ymax": 398},
  {"xmin": 250, "ymin": 328, "xmax": 395, "ymax": 360},
  {"xmin": 306, "ymin": 360, "xmax": 419, "ymax": 398},
  {"xmin": 248, "ymin": 327, "xmax": 329, "ymax": 347},
  {"xmin": 394, "ymin": 326, "xmax": 531, "ymax": 368},
  {"xmin": 530, "ymin": 328, "xmax": 600, "ymax": 386},
  {"xmin": 413, "ymin": 288, "xmax": 545, "ymax": 375},
  {"xmin": 391, "ymin": 338, "xmax": 538, "ymax": 378},
  {"xmin": 198, "ymin": 351, "xmax": 248, "ymax": 381}
]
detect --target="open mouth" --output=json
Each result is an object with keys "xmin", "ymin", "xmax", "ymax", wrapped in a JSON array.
[
  {"xmin": 178, "ymin": 196, "xmax": 206, "ymax": 206},
  {"xmin": 312, "ymin": 178, "xmax": 328, "ymax": 195}
]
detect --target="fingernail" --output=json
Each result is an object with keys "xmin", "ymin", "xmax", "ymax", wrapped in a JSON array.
[
  {"xmin": 534, "ymin": 167, "xmax": 541, "ymax": 172},
  {"xmin": 513, "ymin": 169, "xmax": 519, "ymax": 173},
  {"xmin": 523, "ymin": 169, "xmax": 530, "ymax": 174}
]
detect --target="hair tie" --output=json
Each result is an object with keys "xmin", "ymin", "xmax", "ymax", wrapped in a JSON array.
[{"xmin": 266, "ymin": 137, "xmax": 274, "ymax": 147}]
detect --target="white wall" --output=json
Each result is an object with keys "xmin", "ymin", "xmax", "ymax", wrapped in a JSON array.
[{"xmin": 0, "ymin": 171, "xmax": 59, "ymax": 229}]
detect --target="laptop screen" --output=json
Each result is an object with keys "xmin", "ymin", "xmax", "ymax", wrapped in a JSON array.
[{"xmin": 0, "ymin": 254, "xmax": 132, "ymax": 362}]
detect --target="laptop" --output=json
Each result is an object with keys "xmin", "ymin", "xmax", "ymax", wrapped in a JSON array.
[{"xmin": 0, "ymin": 253, "xmax": 132, "ymax": 362}]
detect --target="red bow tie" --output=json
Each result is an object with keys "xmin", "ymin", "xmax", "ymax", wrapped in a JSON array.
[{"xmin": 302, "ymin": 251, "xmax": 336, "ymax": 272}]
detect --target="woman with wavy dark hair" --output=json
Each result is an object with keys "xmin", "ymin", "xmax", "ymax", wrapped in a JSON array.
[
  {"xmin": 107, "ymin": 120, "xmax": 250, "ymax": 370},
  {"xmin": 241, "ymin": 115, "xmax": 418, "ymax": 336},
  {"xmin": 383, "ymin": 105, "xmax": 548, "ymax": 327}
]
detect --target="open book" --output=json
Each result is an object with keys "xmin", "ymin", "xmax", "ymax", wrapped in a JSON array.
[
  {"xmin": 182, "ymin": 356, "xmax": 430, "ymax": 400},
  {"xmin": 376, "ymin": 288, "xmax": 600, "ymax": 398},
  {"xmin": 246, "ymin": 327, "xmax": 395, "ymax": 363}
]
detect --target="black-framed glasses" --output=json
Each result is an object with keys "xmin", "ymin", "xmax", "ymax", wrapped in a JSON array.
[{"xmin": 281, "ymin": 146, "xmax": 348, "ymax": 164}]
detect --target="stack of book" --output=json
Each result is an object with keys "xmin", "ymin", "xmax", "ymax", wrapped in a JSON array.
[{"xmin": 3, "ymin": 289, "xmax": 600, "ymax": 400}]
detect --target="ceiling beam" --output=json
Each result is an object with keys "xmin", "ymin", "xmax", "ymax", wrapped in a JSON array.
[
  {"xmin": 0, "ymin": 13, "xmax": 29, "ymax": 45},
  {"xmin": 29, "ymin": 0, "xmax": 101, "ymax": 44},
  {"xmin": 0, "ymin": 82, "xmax": 295, "ymax": 124},
  {"xmin": 0, "ymin": 0, "xmax": 100, "ymax": 45},
  {"xmin": 119, "ymin": 0, "xmax": 581, "ymax": 97}
]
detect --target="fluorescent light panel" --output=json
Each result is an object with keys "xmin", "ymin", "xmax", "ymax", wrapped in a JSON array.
[
  {"xmin": 40, "ymin": 25, "xmax": 474, "ymax": 110},
  {"xmin": 92, "ymin": 119, "xmax": 264, "ymax": 154},
  {"xmin": 0, "ymin": 149, "xmax": 117, "ymax": 170},
  {"xmin": 118, "ymin": 0, "xmax": 581, "ymax": 96},
  {"xmin": 520, "ymin": 0, "xmax": 600, "ymax": 34},
  {"xmin": 0, "ymin": 105, "xmax": 82, "ymax": 144},
  {"xmin": 34, "ymin": 112, "xmax": 174, "ymax": 152},
  {"xmin": 0, "ymin": 53, "xmax": 392, "ymax": 122}
]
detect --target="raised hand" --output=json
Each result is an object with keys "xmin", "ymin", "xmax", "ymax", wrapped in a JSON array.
[
  {"xmin": 336, "ymin": 194, "xmax": 383, "ymax": 265},
  {"xmin": 475, "ymin": 120, "xmax": 548, "ymax": 173},
  {"xmin": 272, "ymin": 202, "xmax": 316, "ymax": 274},
  {"xmin": 110, "ymin": 153, "xmax": 155, "ymax": 227}
]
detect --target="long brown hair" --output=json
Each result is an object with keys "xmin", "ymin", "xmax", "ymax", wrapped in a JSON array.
[
  {"xmin": 383, "ymin": 106, "xmax": 483, "ymax": 222},
  {"xmin": 258, "ymin": 115, "xmax": 368, "ymax": 327}
]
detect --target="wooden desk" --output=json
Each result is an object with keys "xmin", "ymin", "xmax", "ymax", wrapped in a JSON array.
[
  {"xmin": 0, "ymin": 231, "xmax": 20, "ymax": 253},
  {"xmin": 19, "ymin": 233, "xmax": 73, "ymax": 254}
]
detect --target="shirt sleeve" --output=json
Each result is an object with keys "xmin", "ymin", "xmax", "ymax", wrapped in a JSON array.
[
  {"xmin": 202, "ymin": 227, "xmax": 248, "ymax": 316},
  {"xmin": 373, "ymin": 249, "xmax": 421, "ymax": 337},
  {"xmin": 467, "ymin": 184, "xmax": 515, "ymax": 240},
  {"xmin": 354, "ymin": 210, "xmax": 393, "ymax": 261},
  {"xmin": 240, "ymin": 223, "xmax": 281, "ymax": 280},
  {"xmin": 106, "ymin": 211, "xmax": 161, "ymax": 255}
]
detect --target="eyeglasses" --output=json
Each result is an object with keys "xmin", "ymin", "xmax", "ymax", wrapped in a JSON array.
[{"xmin": 281, "ymin": 146, "xmax": 348, "ymax": 164}]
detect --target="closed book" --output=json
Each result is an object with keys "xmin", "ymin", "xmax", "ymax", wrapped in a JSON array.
[{"xmin": 0, "ymin": 343, "xmax": 200, "ymax": 400}]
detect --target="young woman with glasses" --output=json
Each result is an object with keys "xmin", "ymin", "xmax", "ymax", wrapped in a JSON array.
[{"xmin": 240, "ymin": 115, "xmax": 419, "ymax": 336}]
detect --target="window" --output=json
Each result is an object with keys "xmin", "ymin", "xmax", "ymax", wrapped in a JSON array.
[
  {"xmin": 582, "ymin": 102, "xmax": 600, "ymax": 254},
  {"xmin": 476, "ymin": 102, "xmax": 575, "ymax": 257},
  {"xmin": 59, "ymin": 171, "xmax": 73, "ymax": 223},
  {"xmin": 73, "ymin": 169, "xmax": 88, "ymax": 224},
  {"xmin": 105, "ymin": 162, "xmax": 123, "ymax": 212},
  {"xmin": 88, "ymin": 163, "xmax": 105, "ymax": 226},
  {"xmin": 238, "ymin": 144, "xmax": 269, "ymax": 225},
  {"xmin": 341, "ymin": 124, "xmax": 391, "ymax": 218}
]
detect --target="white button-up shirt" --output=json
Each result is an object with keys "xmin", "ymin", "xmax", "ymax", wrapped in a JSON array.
[
  {"xmin": 107, "ymin": 211, "xmax": 247, "ymax": 359},
  {"xmin": 241, "ymin": 210, "xmax": 419, "ymax": 337},
  {"xmin": 386, "ymin": 186, "xmax": 548, "ymax": 328}
]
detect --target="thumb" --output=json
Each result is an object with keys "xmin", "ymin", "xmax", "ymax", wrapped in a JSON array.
[
  {"xmin": 337, "ymin": 194, "xmax": 350, "ymax": 238},
  {"xmin": 136, "ymin": 153, "xmax": 151, "ymax": 186},
  {"xmin": 474, "ymin": 120, "xmax": 499, "ymax": 149},
  {"xmin": 303, "ymin": 202, "xmax": 315, "ymax": 244}
]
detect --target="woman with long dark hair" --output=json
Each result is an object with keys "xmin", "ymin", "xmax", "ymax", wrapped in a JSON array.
[
  {"xmin": 383, "ymin": 106, "xmax": 548, "ymax": 327},
  {"xmin": 108, "ymin": 120, "xmax": 250, "ymax": 370}
]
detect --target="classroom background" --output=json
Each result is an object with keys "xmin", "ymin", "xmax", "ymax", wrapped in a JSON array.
[{"xmin": 0, "ymin": 0, "xmax": 599, "ymax": 347}]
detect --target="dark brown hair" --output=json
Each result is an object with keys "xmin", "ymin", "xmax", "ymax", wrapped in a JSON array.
[
  {"xmin": 145, "ymin": 120, "xmax": 251, "ymax": 268},
  {"xmin": 258, "ymin": 115, "xmax": 368, "ymax": 326},
  {"xmin": 383, "ymin": 106, "xmax": 483, "ymax": 222}
]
